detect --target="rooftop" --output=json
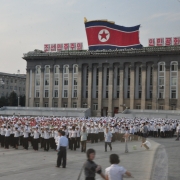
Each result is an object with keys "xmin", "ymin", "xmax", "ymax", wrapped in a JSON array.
[
  {"xmin": 0, "ymin": 72, "xmax": 26, "ymax": 79},
  {"xmin": 23, "ymin": 46, "xmax": 180, "ymax": 60}
]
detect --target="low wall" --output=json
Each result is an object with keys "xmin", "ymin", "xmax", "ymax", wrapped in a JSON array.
[{"xmin": 0, "ymin": 107, "xmax": 91, "ymax": 117}]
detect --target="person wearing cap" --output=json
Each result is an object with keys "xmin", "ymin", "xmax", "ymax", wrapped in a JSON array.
[
  {"xmin": 123, "ymin": 127, "xmax": 130, "ymax": 153},
  {"xmin": 14, "ymin": 127, "xmax": 20, "ymax": 149},
  {"xmin": 44, "ymin": 127, "xmax": 50, "ymax": 151},
  {"xmin": 4, "ymin": 126, "xmax": 11, "ymax": 149},
  {"xmin": 80, "ymin": 126, "xmax": 88, "ymax": 152},
  {"xmin": 104, "ymin": 127, "xmax": 112, "ymax": 152},
  {"xmin": 23, "ymin": 126, "xmax": 29, "ymax": 150},
  {"xmin": 69, "ymin": 126, "xmax": 77, "ymax": 151},
  {"xmin": 0, "ymin": 125, "xmax": 5, "ymax": 147},
  {"xmin": 33, "ymin": 127, "xmax": 40, "ymax": 151}
]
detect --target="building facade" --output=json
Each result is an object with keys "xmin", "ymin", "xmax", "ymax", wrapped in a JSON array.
[
  {"xmin": 0, "ymin": 72, "xmax": 26, "ymax": 97},
  {"xmin": 23, "ymin": 46, "xmax": 180, "ymax": 117}
]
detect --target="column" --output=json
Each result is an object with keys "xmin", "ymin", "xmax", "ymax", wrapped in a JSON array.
[
  {"xmin": 77, "ymin": 65, "xmax": 82, "ymax": 108},
  {"xmin": 152, "ymin": 64, "xmax": 158, "ymax": 109},
  {"xmin": 40, "ymin": 68, "xmax": 44, "ymax": 107},
  {"xmin": 141, "ymin": 63, "xmax": 146, "ymax": 109},
  {"xmin": 58, "ymin": 66, "xmax": 63, "ymax": 107},
  {"xmin": 49, "ymin": 68, "xmax": 53, "ymax": 107},
  {"xmin": 119, "ymin": 65, "xmax": 124, "ymax": 112},
  {"xmin": 108, "ymin": 65, "xmax": 113, "ymax": 116},
  {"xmin": 68, "ymin": 66, "xmax": 73, "ymax": 108},
  {"xmin": 130, "ymin": 64, "xmax": 135, "ymax": 109},
  {"xmin": 25, "ymin": 69, "xmax": 30, "ymax": 107},
  {"xmin": 177, "ymin": 64, "xmax": 180, "ymax": 110},
  {"xmin": 164, "ymin": 63, "xmax": 170, "ymax": 110},
  {"xmin": 88, "ymin": 64, "xmax": 92, "ymax": 109},
  {"xmin": 30, "ymin": 69, "xmax": 35, "ymax": 107},
  {"xmin": 97, "ymin": 65, "xmax": 102, "ymax": 117}
]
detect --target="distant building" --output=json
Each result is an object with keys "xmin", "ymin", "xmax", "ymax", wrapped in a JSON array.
[
  {"xmin": 23, "ymin": 46, "xmax": 180, "ymax": 117},
  {"xmin": 0, "ymin": 72, "xmax": 26, "ymax": 97}
]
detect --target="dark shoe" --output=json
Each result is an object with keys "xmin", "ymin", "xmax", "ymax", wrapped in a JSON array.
[
  {"xmin": 62, "ymin": 167, "xmax": 66, "ymax": 168},
  {"xmin": 56, "ymin": 166, "xmax": 60, "ymax": 168},
  {"xmin": 105, "ymin": 150, "xmax": 107, "ymax": 152}
]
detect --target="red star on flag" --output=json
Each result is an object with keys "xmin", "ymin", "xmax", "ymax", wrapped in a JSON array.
[{"xmin": 100, "ymin": 30, "xmax": 109, "ymax": 40}]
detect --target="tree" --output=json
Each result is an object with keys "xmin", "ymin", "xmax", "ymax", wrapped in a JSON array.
[
  {"xmin": 8, "ymin": 91, "xmax": 18, "ymax": 106},
  {"xmin": 0, "ymin": 96, "xmax": 8, "ymax": 107}
]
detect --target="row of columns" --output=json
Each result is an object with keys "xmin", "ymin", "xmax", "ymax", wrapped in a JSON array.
[{"xmin": 25, "ymin": 62, "xmax": 180, "ymax": 114}]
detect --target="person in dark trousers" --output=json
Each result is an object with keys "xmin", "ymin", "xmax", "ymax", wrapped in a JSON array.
[
  {"xmin": 104, "ymin": 127, "xmax": 112, "ymax": 152},
  {"xmin": 69, "ymin": 126, "xmax": 77, "ymax": 151},
  {"xmin": 56, "ymin": 131, "xmax": 68, "ymax": 168},
  {"xmin": 80, "ymin": 126, "xmax": 88, "ymax": 152},
  {"xmin": 84, "ymin": 148, "xmax": 105, "ymax": 180}
]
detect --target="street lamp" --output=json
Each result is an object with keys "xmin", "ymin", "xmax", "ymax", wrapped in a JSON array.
[{"xmin": 18, "ymin": 96, "xmax": 20, "ymax": 107}]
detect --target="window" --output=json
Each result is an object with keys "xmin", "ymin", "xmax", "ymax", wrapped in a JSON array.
[
  {"xmin": 44, "ymin": 102, "xmax": 48, "ymax": 107},
  {"xmin": 147, "ymin": 104, "xmax": 152, "ymax": 109},
  {"xmin": 45, "ymin": 66, "xmax": 50, "ymax": 73},
  {"xmin": 64, "ymin": 65, "xmax": 69, "ymax": 73},
  {"xmin": 171, "ymin": 104, "xmax": 176, "ymax": 110},
  {"xmin": 171, "ymin": 63, "xmax": 178, "ymax": 71},
  {"xmin": 127, "ymin": 91, "xmax": 130, "ymax": 98},
  {"xmin": 35, "ymin": 103, "xmax": 39, "ymax": 107},
  {"xmin": 136, "ymin": 105, "xmax": 141, "ymax": 109},
  {"xmin": 63, "ymin": 103, "xmax": 67, "ymax": 108},
  {"xmin": 138, "ymin": 67, "xmax": 142, "ymax": 85},
  {"xmin": 96, "ymin": 68, "xmax": 99, "ymax": 86},
  {"xmin": 11, "ymin": 79, "xmax": 13, "ymax": 83},
  {"xmin": 74, "ymin": 90, "xmax": 77, "ymax": 97},
  {"xmin": 73, "ymin": 102, "xmax": 77, "ymax": 108},
  {"xmin": 159, "ymin": 64, "xmax": 165, "ymax": 71},
  {"xmin": 150, "ymin": 67, "xmax": 153, "ymax": 85},
  {"xmin": 54, "ymin": 66, "xmax": 59, "ymax": 73},
  {"xmin": 36, "ymin": 79, "xmax": 40, "ymax": 86},
  {"xmin": 96, "ymin": 91, "xmax": 98, "ymax": 98},
  {"xmin": 117, "ymin": 91, "xmax": 119, "ymax": 98},
  {"xmin": 36, "ymin": 66, "xmax": 41, "ymax": 74},
  {"xmin": 171, "ymin": 90, "xmax": 176, "ymax": 99},
  {"xmin": 93, "ymin": 103, "xmax": 98, "ymax": 110},
  {"xmin": 86, "ymin": 91, "xmax": 88, "ymax": 98},
  {"xmin": 45, "ymin": 90, "xmax": 49, "ymax": 98},
  {"xmin": 139, "ymin": 91, "xmax": 142, "ymax": 99},
  {"xmin": 15, "ymin": 80, "xmax": 17, "ymax": 83},
  {"xmin": 128, "ymin": 78, "xmax": 130, "ymax": 86},
  {"xmin": 64, "ymin": 80, "xmax": 68, "ymax": 85},
  {"xmin": 159, "ymin": 91, "xmax": 164, "ymax": 99},
  {"xmin": 73, "ymin": 65, "xmax": 78, "ymax": 73},
  {"xmin": 45, "ymin": 79, "xmax": 49, "ymax": 85},
  {"xmin": 54, "ymin": 102, "xmax": 58, "ymax": 107},
  {"xmin": 54, "ymin": 78, "xmax": 58, "ymax": 85},
  {"xmin": 171, "ymin": 77, "xmax": 177, "ymax": 86},
  {"xmin": 10, "ymin": 86, "xmax": 13, "ymax": 90},
  {"xmin": 36, "ymin": 90, "xmax": 40, "ymax": 98},
  {"xmin": 64, "ymin": 90, "xmax": 68, "ymax": 98},
  {"xmin": 74, "ymin": 79, "xmax": 77, "ymax": 85},
  {"xmin": 150, "ymin": 91, "xmax": 152, "ymax": 99},
  {"xmin": 159, "ymin": 78, "xmax": 164, "ymax": 85},
  {"xmin": 106, "ymin": 91, "xmax": 108, "ymax": 98},
  {"xmin": 82, "ymin": 103, "xmax": 87, "ymax": 108},
  {"xmin": 159, "ymin": 105, "xmax": 164, "ymax": 110},
  {"xmin": 14, "ymin": 86, "xmax": 17, "ymax": 90},
  {"xmin": 54, "ymin": 90, "xmax": 58, "ymax": 98}
]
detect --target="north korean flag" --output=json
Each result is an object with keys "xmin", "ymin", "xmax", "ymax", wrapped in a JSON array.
[{"xmin": 85, "ymin": 21, "xmax": 142, "ymax": 50}]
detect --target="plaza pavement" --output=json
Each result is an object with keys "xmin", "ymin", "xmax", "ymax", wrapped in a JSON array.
[{"xmin": 0, "ymin": 139, "xmax": 160, "ymax": 180}]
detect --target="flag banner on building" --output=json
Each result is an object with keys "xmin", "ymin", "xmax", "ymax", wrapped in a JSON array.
[{"xmin": 85, "ymin": 20, "xmax": 142, "ymax": 50}]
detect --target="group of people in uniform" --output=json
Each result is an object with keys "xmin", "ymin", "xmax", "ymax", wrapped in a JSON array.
[{"xmin": 0, "ymin": 115, "xmax": 179, "ymax": 152}]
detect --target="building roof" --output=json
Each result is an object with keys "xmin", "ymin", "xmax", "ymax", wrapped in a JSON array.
[
  {"xmin": 23, "ymin": 46, "xmax": 180, "ymax": 60},
  {"xmin": 0, "ymin": 72, "xmax": 26, "ymax": 79}
]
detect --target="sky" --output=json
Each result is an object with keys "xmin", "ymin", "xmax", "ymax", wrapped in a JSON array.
[{"xmin": 0, "ymin": 0, "xmax": 180, "ymax": 74}]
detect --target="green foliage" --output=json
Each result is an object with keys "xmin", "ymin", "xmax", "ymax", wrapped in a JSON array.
[{"xmin": 0, "ymin": 91, "xmax": 26, "ymax": 107}]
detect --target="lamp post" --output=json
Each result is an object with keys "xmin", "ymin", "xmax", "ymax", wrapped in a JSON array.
[{"xmin": 18, "ymin": 96, "xmax": 20, "ymax": 107}]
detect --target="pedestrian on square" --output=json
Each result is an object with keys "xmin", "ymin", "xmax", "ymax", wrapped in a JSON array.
[
  {"xmin": 84, "ymin": 148, "xmax": 105, "ymax": 180},
  {"xmin": 175, "ymin": 123, "xmax": 180, "ymax": 141},
  {"xmin": 123, "ymin": 127, "xmax": 130, "ymax": 153},
  {"xmin": 141, "ymin": 139, "xmax": 151, "ymax": 150},
  {"xmin": 104, "ymin": 127, "xmax": 112, "ymax": 152},
  {"xmin": 105, "ymin": 154, "xmax": 132, "ymax": 180},
  {"xmin": 56, "ymin": 131, "xmax": 68, "ymax": 168},
  {"xmin": 80, "ymin": 126, "xmax": 88, "ymax": 152}
]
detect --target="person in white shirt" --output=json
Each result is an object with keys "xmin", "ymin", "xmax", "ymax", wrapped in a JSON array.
[
  {"xmin": 23, "ymin": 127, "xmax": 29, "ymax": 150},
  {"xmin": 33, "ymin": 127, "xmax": 40, "ymax": 151},
  {"xmin": 141, "ymin": 139, "xmax": 151, "ymax": 150},
  {"xmin": 104, "ymin": 127, "xmax": 112, "ymax": 152},
  {"xmin": 14, "ymin": 127, "xmax": 20, "ymax": 149},
  {"xmin": 69, "ymin": 126, "xmax": 77, "ymax": 151},
  {"xmin": 123, "ymin": 127, "xmax": 130, "ymax": 153},
  {"xmin": 105, "ymin": 154, "xmax": 132, "ymax": 180},
  {"xmin": 5, "ymin": 126, "xmax": 11, "ymax": 149},
  {"xmin": 175, "ymin": 123, "xmax": 180, "ymax": 141},
  {"xmin": 0, "ymin": 125, "xmax": 5, "ymax": 147},
  {"xmin": 76, "ymin": 127, "xmax": 80, "ymax": 148},
  {"xmin": 80, "ymin": 126, "xmax": 88, "ymax": 152},
  {"xmin": 44, "ymin": 127, "xmax": 50, "ymax": 151}
]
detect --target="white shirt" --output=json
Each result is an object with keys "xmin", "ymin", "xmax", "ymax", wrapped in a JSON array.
[
  {"xmin": 33, "ymin": 130, "xmax": 39, "ymax": 139},
  {"xmin": 44, "ymin": 130, "xmax": 50, "ymax": 139},
  {"xmin": 14, "ymin": 130, "xmax": 19, "ymax": 137},
  {"xmin": 57, "ymin": 136, "xmax": 68, "ymax": 150},
  {"xmin": 104, "ymin": 131, "xmax": 112, "ymax": 142},
  {"xmin": 105, "ymin": 164, "xmax": 126, "ymax": 180},
  {"xmin": 5, "ymin": 128, "xmax": 11, "ymax": 137},
  {"xmin": 70, "ymin": 130, "xmax": 77, "ymax": 138}
]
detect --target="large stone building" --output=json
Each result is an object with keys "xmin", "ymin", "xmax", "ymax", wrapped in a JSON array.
[
  {"xmin": 0, "ymin": 72, "xmax": 26, "ymax": 97},
  {"xmin": 23, "ymin": 46, "xmax": 180, "ymax": 117}
]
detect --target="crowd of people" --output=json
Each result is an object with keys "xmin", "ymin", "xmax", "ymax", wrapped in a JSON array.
[{"xmin": 0, "ymin": 115, "xmax": 179, "ymax": 151}]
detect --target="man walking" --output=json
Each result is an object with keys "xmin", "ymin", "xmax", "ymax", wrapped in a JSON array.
[
  {"xmin": 104, "ymin": 127, "xmax": 112, "ymax": 152},
  {"xmin": 56, "ymin": 131, "xmax": 68, "ymax": 168}
]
